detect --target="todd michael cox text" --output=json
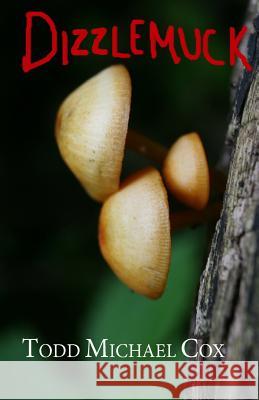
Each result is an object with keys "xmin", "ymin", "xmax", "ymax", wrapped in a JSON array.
[{"xmin": 22, "ymin": 338, "xmax": 225, "ymax": 359}]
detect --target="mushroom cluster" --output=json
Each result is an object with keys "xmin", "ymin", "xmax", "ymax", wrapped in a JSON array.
[{"xmin": 56, "ymin": 64, "xmax": 214, "ymax": 299}]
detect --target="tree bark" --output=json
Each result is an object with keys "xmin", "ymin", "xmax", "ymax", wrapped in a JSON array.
[{"xmin": 192, "ymin": 5, "xmax": 259, "ymax": 360}]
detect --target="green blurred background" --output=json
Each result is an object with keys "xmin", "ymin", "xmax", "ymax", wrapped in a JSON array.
[{"xmin": 1, "ymin": 0, "xmax": 245, "ymax": 359}]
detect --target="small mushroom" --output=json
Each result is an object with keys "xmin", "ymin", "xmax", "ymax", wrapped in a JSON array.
[
  {"xmin": 163, "ymin": 133, "xmax": 210, "ymax": 210},
  {"xmin": 55, "ymin": 65, "xmax": 131, "ymax": 202},
  {"xmin": 99, "ymin": 167, "xmax": 171, "ymax": 299}
]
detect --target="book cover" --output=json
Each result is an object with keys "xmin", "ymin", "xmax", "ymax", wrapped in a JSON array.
[{"xmin": 1, "ymin": 1, "xmax": 258, "ymax": 398}]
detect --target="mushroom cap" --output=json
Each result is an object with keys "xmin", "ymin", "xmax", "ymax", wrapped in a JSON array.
[
  {"xmin": 55, "ymin": 65, "xmax": 131, "ymax": 202},
  {"xmin": 99, "ymin": 167, "xmax": 171, "ymax": 299},
  {"xmin": 163, "ymin": 132, "xmax": 210, "ymax": 210}
]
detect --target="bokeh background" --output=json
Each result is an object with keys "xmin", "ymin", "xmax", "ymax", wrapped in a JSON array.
[{"xmin": 1, "ymin": 0, "xmax": 245, "ymax": 359}]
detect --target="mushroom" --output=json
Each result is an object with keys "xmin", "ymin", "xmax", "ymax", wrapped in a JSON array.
[
  {"xmin": 163, "ymin": 133, "xmax": 210, "ymax": 210},
  {"xmin": 99, "ymin": 167, "xmax": 171, "ymax": 299},
  {"xmin": 55, "ymin": 64, "xmax": 131, "ymax": 202},
  {"xmin": 55, "ymin": 64, "xmax": 222, "ymax": 209},
  {"xmin": 98, "ymin": 165, "xmax": 221, "ymax": 298},
  {"xmin": 55, "ymin": 65, "xmax": 222, "ymax": 300},
  {"xmin": 128, "ymin": 131, "xmax": 212, "ymax": 210}
]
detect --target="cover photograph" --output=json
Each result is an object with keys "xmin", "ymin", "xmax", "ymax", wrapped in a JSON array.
[{"xmin": 1, "ymin": 0, "xmax": 259, "ymax": 398}]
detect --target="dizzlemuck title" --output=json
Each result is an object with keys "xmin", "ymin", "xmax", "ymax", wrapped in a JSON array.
[{"xmin": 22, "ymin": 12, "xmax": 252, "ymax": 73}]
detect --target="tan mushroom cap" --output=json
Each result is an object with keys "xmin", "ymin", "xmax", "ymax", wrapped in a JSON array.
[
  {"xmin": 55, "ymin": 65, "xmax": 131, "ymax": 202},
  {"xmin": 99, "ymin": 167, "xmax": 171, "ymax": 299},
  {"xmin": 163, "ymin": 132, "xmax": 210, "ymax": 210}
]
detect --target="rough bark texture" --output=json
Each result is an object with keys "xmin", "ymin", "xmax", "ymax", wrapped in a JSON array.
[{"xmin": 192, "ymin": 7, "xmax": 259, "ymax": 360}]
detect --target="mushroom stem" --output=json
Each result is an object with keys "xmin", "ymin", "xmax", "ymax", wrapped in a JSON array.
[
  {"xmin": 126, "ymin": 129, "xmax": 226, "ymax": 193},
  {"xmin": 172, "ymin": 201, "xmax": 222, "ymax": 231},
  {"xmin": 126, "ymin": 129, "xmax": 168, "ymax": 164}
]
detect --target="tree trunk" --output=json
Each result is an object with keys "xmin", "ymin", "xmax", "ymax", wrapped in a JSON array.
[{"xmin": 192, "ymin": 4, "xmax": 259, "ymax": 360}]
